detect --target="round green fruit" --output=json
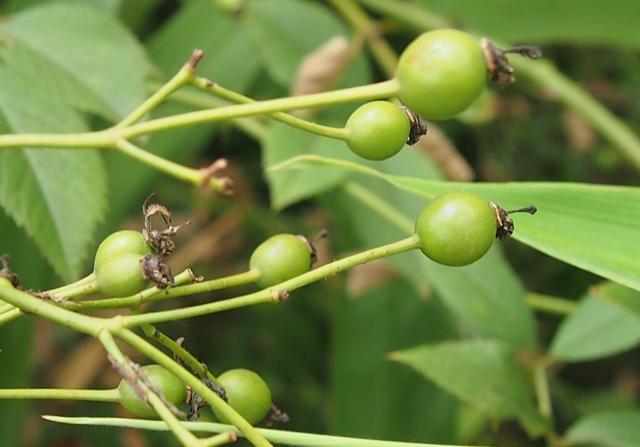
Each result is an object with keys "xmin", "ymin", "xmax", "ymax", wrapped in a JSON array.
[
  {"xmin": 396, "ymin": 29, "xmax": 486, "ymax": 120},
  {"xmin": 415, "ymin": 192, "xmax": 496, "ymax": 266},
  {"xmin": 94, "ymin": 230, "xmax": 151, "ymax": 271},
  {"xmin": 345, "ymin": 101, "xmax": 410, "ymax": 160},
  {"xmin": 213, "ymin": 369, "xmax": 272, "ymax": 425},
  {"xmin": 95, "ymin": 253, "xmax": 148, "ymax": 297},
  {"xmin": 118, "ymin": 364, "xmax": 186, "ymax": 418},
  {"xmin": 249, "ymin": 234, "xmax": 312, "ymax": 288}
]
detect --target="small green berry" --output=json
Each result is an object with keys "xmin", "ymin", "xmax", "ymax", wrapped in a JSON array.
[
  {"xmin": 213, "ymin": 369, "xmax": 272, "ymax": 425},
  {"xmin": 117, "ymin": 364, "xmax": 186, "ymax": 418},
  {"xmin": 345, "ymin": 101, "xmax": 410, "ymax": 160},
  {"xmin": 249, "ymin": 234, "xmax": 312, "ymax": 288},
  {"xmin": 95, "ymin": 253, "xmax": 148, "ymax": 297},
  {"xmin": 94, "ymin": 230, "xmax": 151, "ymax": 271},
  {"xmin": 396, "ymin": 29, "xmax": 486, "ymax": 120},
  {"xmin": 415, "ymin": 192, "xmax": 496, "ymax": 266}
]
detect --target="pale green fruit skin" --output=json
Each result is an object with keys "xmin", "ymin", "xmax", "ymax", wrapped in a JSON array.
[
  {"xmin": 249, "ymin": 234, "xmax": 311, "ymax": 288},
  {"xmin": 118, "ymin": 364, "xmax": 186, "ymax": 418},
  {"xmin": 345, "ymin": 101, "xmax": 410, "ymax": 160},
  {"xmin": 213, "ymin": 369, "xmax": 272, "ymax": 425},
  {"xmin": 94, "ymin": 230, "xmax": 151, "ymax": 271},
  {"xmin": 95, "ymin": 253, "xmax": 148, "ymax": 297},
  {"xmin": 416, "ymin": 192, "xmax": 496, "ymax": 266},
  {"xmin": 396, "ymin": 29, "xmax": 486, "ymax": 120}
]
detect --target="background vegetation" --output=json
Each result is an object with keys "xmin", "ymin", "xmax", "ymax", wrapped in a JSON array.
[{"xmin": 0, "ymin": 0, "xmax": 639, "ymax": 446}]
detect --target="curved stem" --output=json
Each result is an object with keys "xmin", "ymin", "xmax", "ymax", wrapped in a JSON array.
[
  {"xmin": 526, "ymin": 293, "xmax": 577, "ymax": 315},
  {"xmin": 65, "ymin": 270, "xmax": 258, "ymax": 312},
  {"xmin": 119, "ymin": 235, "xmax": 420, "ymax": 327},
  {"xmin": 0, "ymin": 388, "xmax": 119, "ymax": 402},
  {"xmin": 46, "ymin": 272, "xmax": 96, "ymax": 295},
  {"xmin": 0, "ymin": 308, "xmax": 21, "ymax": 327},
  {"xmin": 122, "ymin": 80, "xmax": 399, "ymax": 139},
  {"xmin": 191, "ymin": 78, "xmax": 350, "ymax": 141},
  {"xmin": 115, "ymin": 328, "xmax": 274, "ymax": 447},
  {"xmin": 44, "ymin": 416, "xmax": 473, "ymax": 447}
]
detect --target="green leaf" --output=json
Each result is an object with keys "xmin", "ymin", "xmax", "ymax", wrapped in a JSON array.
[
  {"xmin": 418, "ymin": 0, "xmax": 640, "ymax": 48},
  {"xmin": 565, "ymin": 410, "xmax": 640, "ymax": 447},
  {"xmin": 0, "ymin": 48, "xmax": 107, "ymax": 280},
  {"xmin": 1, "ymin": 2, "xmax": 148, "ymax": 120},
  {"xmin": 271, "ymin": 155, "xmax": 640, "ymax": 292},
  {"xmin": 551, "ymin": 283, "xmax": 640, "ymax": 362},
  {"xmin": 391, "ymin": 339, "xmax": 549, "ymax": 436},
  {"xmin": 245, "ymin": 0, "xmax": 348, "ymax": 86},
  {"xmin": 331, "ymin": 278, "xmax": 458, "ymax": 442}
]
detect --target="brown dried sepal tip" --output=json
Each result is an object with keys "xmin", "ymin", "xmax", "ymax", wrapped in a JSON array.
[
  {"xmin": 264, "ymin": 404, "xmax": 290, "ymax": 426},
  {"xmin": 403, "ymin": 107, "xmax": 427, "ymax": 145},
  {"xmin": 481, "ymin": 38, "xmax": 542, "ymax": 87},
  {"xmin": 186, "ymin": 377, "xmax": 228, "ymax": 421},
  {"xmin": 140, "ymin": 254, "xmax": 174, "ymax": 289},
  {"xmin": 490, "ymin": 202, "xmax": 537, "ymax": 239},
  {"xmin": 142, "ymin": 194, "xmax": 190, "ymax": 258},
  {"xmin": 201, "ymin": 158, "xmax": 234, "ymax": 196},
  {"xmin": 186, "ymin": 49, "xmax": 204, "ymax": 70},
  {"xmin": 0, "ymin": 254, "xmax": 21, "ymax": 288},
  {"xmin": 298, "ymin": 229, "xmax": 328, "ymax": 266}
]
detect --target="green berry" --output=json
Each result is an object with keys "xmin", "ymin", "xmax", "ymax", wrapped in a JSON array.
[
  {"xmin": 213, "ymin": 369, "xmax": 272, "ymax": 425},
  {"xmin": 117, "ymin": 364, "xmax": 186, "ymax": 418},
  {"xmin": 345, "ymin": 101, "xmax": 410, "ymax": 160},
  {"xmin": 396, "ymin": 29, "xmax": 486, "ymax": 120},
  {"xmin": 415, "ymin": 192, "xmax": 496, "ymax": 266},
  {"xmin": 95, "ymin": 253, "xmax": 148, "ymax": 297},
  {"xmin": 94, "ymin": 230, "xmax": 151, "ymax": 271},
  {"xmin": 249, "ymin": 234, "xmax": 312, "ymax": 288},
  {"xmin": 0, "ymin": 277, "xmax": 13, "ymax": 288}
]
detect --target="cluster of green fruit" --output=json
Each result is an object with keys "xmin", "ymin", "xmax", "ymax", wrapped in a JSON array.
[
  {"xmin": 345, "ymin": 29, "xmax": 486, "ymax": 160},
  {"xmin": 118, "ymin": 365, "xmax": 272, "ymax": 424}
]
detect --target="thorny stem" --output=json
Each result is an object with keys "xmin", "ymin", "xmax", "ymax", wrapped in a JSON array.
[
  {"xmin": 98, "ymin": 331, "xmax": 203, "ymax": 447},
  {"xmin": 119, "ymin": 235, "xmax": 421, "ymax": 327},
  {"xmin": 115, "ymin": 328, "xmax": 274, "ymax": 447},
  {"xmin": 191, "ymin": 77, "xmax": 350, "ymax": 141},
  {"xmin": 0, "ymin": 388, "xmax": 119, "ymax": 402}
]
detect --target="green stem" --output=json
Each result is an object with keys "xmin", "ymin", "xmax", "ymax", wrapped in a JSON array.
[
  {"xmin": 0, "ymin": 388, "xmax": 119, "ymax": 402},
  {"xmin": 330, "ymin": 0, "xmax": 398, "ymax": 77},
  {"xmin": 119, "ymin": 235, "xmax": 420, "ymax": 327},
  {"xmin": 148, "ymin": 81, "xmax": 268, "ymax": 141},
  {"xmin": 44, "ymin": 416, "xmax": 473, "ymax": 447},
  {"xmin": 122, "ymin": 80, "xmax": 399, "ymax": 139},
  {"xmin": 0, "ymin": 302, "xmax": 14, "ymax": 314},
  {"xmin": 0, "ymin": 130, "xmax": 113, "ymax": 149},
  {"xmin": 534, "ymin": 360, "xmax": 552, "ymax": 420},
  {"xmin": 0, "ymin": 308, "xmax": 21, "ymax": 327},
  {"xmin": 114, "ymin": 328, "xmax": 274, "ymax": 447},
  {"xmin": 202, "ymin": 432, "xmax": 237, "ymax": 447},
  {"xmin": 119, "ymin": 61, "xmax": 196, "ymax": 128},
  {"xmin": 46, "ymin": 272, "xmax": 96, "ymax": 295},
  {"xmin": 191, "ymin": 77, "xmax": 350, "ymax": 141},
  {"xmin": 141, "ymin": 324, "xmax": 220, "ymax": 387},
  {"xmin": 0, "ymin": 286, "xmax": 102, "ymax": 336},
  {"xmin": 526, "ymin": 293, "xmax": 577, "ymax": 315},
  {"xmin": 114, "ymin": 139, "xmax": 226, "ymax": 192},
  {"xmin": 356, "ymin": 0, "xmax": 640, "ymax": 169},
  {"xmin": 98, "ymin": 330, "xmax": 202, "ymax": 447},
  {"xmin": 66, "ymin": 270, "xmax": 258, "ymax": 312}
]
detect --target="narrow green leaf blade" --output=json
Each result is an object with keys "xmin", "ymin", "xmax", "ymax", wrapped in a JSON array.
[
  {"xmin": 565, "ymin": 410, "xmax": 640, "ymax": 447},
  {"xmin": 551, "ymin": 283, "xmax": 640, "ymax": 362},
  {"xmin": 392, "ymin": 339, "xmax": 548, "ymax": 436}
]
